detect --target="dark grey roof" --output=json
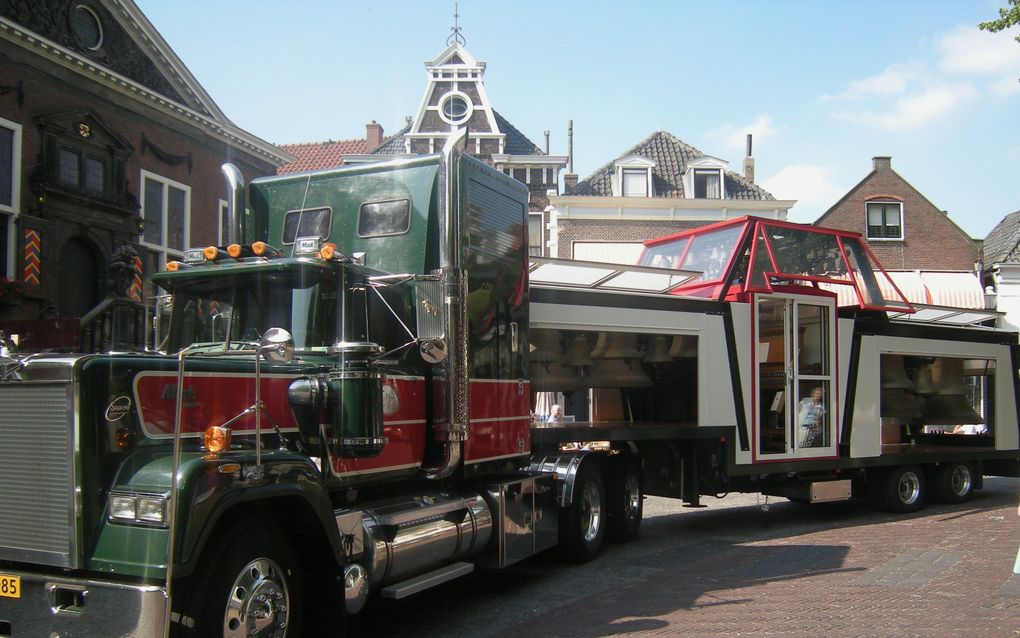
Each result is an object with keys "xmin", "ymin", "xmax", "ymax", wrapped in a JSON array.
[
  {"xmin": 493, "ymin": 110, "xmax": 543, "ymax": 155},
  {"xmin": 370, "ymin": 120, "xmax": 414, "ymax": 156},
  {"xmin": 983, "ymin": 210, "xmax": 1020, "ymax": 265},
  {"xmin": 369, "ymin": 111, "xmax": 543, "ymax": 157},
  {"xmin": 571, "ymin": 130, "xmax": 775, "ymax": 200}
]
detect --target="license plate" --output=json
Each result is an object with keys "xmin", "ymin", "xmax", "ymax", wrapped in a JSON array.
[{"xmin": 0, "ymin": 574, "xmax": 19, "ymax": 598}]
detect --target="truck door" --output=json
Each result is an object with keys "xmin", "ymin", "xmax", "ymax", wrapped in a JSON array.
[{"xmin": 754, "ymin": 293, "xmax": 837, "ymax": 460}]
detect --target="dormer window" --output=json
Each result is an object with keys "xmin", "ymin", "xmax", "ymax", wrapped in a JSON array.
[
  {"xmin": 622, "ymin": 168, "xmax": 648, "ymax": 197},
  {"xmin": 693, "ymin": 169, "xmax": 721, "ymax": 199},
  {"xmin": 683, "ymin": 156, "xmax": 729, "ymax": 200},
  {"xmin": 612, "ymin": 155, "xmax": 656, "ymax": 197}
]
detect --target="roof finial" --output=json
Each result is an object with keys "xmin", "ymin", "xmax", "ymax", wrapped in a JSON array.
[{"xmin": 447, "ymin": 2, "xmax": 466, "ymax": 46}]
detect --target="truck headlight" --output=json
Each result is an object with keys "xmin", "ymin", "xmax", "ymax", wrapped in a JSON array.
[{"xmin": 108, "ymin": 492, "xmax": 169, "ymax": 527}]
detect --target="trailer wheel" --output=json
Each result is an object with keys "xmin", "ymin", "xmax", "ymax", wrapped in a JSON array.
[
  {"xmin": 876, "ymin": 465, "xmax": 926, "ymax": 513},
  {"xmin": 607, "ymin": 460, "xmax": 642, "ymax": 542},
  {"xmin": 186, "ymin": 523, "xmax": 305, "ymax": 638},
  {"xmin": 934, "ymin": 461, "xmax": 974, "ymax": 504},
  {"xmin": 559, "ymin": 460, "xmax": 606, "ymax": 562}
]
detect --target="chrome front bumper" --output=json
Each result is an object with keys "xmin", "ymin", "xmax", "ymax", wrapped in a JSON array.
[{"xmin": 0, "ymin": 569, "xmax": 167, "ymax": 637}]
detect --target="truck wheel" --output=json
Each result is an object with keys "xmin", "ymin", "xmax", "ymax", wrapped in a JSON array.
[
  {"xmin": 558, "ymin": 461, "xmax": 606, "ymax": 562},
  {"xmin": 934, "ymin": 461, "xmax": 974, "ymax": 504},
  {"xmin": 879, "ymin": 465, "xmax": 926, "ymax": 513},
  {"xmin": 190, "ymin": 524, "xmax": 305, "ymax": 638},
  {"xmin": 607, "ymin": 461, "xmax": 642, "ymax": 542}
]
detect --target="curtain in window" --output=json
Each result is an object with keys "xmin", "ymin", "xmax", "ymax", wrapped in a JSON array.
[
  {"xmin": 704, "ymin": 171, "xmax": 720, "ymax": 199},
  {"xmin": 622, "ymin": 169, "xmax": 647, "ymax": 197}
]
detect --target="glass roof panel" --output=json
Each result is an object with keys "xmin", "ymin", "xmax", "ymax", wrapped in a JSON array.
[
  {"xmin": 529, "ymin": 257, "xmax": 700, "ymax": 294},
  {"xmin": 679, "ymin": 224, "xmax": 743, "ymax": 282}
]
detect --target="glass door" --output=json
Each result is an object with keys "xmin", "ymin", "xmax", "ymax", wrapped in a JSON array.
[{"xmin": 756, "ymin": 294, "xmax": 836, "ymax": 460}]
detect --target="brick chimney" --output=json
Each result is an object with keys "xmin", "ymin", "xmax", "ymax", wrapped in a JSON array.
[
  {"xmin": 564, "ymin": 173, "xmax": 578, "ymax": 193},
  {"xmin": 873, "ymin": 156, "xmax": 891, "ymax": 171},
  {"xmin": 743, "ymin": 134, "xmax": 755, "ymax": 183},
  {"xmin": 366, "ymin": 121, "xmax": 384, "ymax": 153}
]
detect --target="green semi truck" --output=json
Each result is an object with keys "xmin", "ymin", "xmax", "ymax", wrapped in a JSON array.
[{"xmin": 1, "ymin": 130, "xmax": 1018, "ymax": 637}]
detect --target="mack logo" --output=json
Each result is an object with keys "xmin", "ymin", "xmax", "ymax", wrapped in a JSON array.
[
  {"xmin": 161, "ymin": 384, "xmax": 197, "ymax": 401},
  {"xmin": 105, "ymin": 395, "xmax": 132, "ymax": 422},
  {"xmin": 421, "ymin": 298, "xmax": 438, "ymax": 315}
]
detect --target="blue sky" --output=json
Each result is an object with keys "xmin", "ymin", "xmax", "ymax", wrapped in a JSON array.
[{"xmin": 137, "ymin": 1, "xmax": 1020, "ymax": 239}]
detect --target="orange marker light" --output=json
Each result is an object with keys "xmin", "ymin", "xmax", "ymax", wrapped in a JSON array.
[
  {"xmin": 203, "ymin": 426, "xmax": 232, "ymax": 453},
  {"xmin": 166, "ymin": 261, "xmax": 181, "ymax": 272},
  {"xmin": 227, "ymin": 244, "xmax": 242, "ymax": 258},
  {"xmin": 203, "ymin": 246, "xmax": 219, "ymax": 261},
  {"xmin": 320, "ymin": 243, "xmax": 337, "ymax": 260},
  {"xmin": 252, "ymin": 241, "xmax": 268, "ymax": 256}
]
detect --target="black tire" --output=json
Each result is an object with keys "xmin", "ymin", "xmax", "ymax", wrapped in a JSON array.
[
  {"xmin": 934, "ymin": 461, "xmax": 974, "ymax": 504},
  {"xmin": 178, "ymin": 522, "xmax": 305, "ymax": 638},
  {"xmin": 876, "ymin": 465, "xmax": 926, "ymax": 513},
  {"xmin": 606, "ymin": 460, "xmax": 643, "ymax": 542},
  {"xmin": 558, "ymin": 460, "xmax": 606, "ymax": 562}
]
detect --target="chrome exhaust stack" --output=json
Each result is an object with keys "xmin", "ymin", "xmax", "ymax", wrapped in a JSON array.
[
  {"xmin": 423, "ymin": 129, "xmax": 470, "ymax": 480},
  {"xmin": 220, "ymin": 163, "xmax": 245, "ymax": 244}
]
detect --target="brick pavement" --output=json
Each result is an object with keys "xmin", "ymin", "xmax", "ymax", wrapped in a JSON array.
[{"xmin": 359, "ymin": 477, "xmax": 1020, "ymax": 638}]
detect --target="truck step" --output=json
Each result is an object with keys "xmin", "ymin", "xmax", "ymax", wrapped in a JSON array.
[{"xmin": 380, "ymin": 562, "xmax": 475, "ymax": 600}]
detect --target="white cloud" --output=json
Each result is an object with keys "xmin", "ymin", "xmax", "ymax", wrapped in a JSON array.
[
  {"xmin": 834, "ymin": 84, "xmax": 977, "ymax": 132},
  {"xmin": 706, "ymin": 114, "xmax": 777, "ymax": 156},
  {"xmin": 760, "ymin": 165, "xmax": 846, "ymax": 222},
  {"xmin": 819, "ymin": 63, "xmax": 918, "ymax": 101},
  {"xmin": 937, "ymin": 25, "xmax": 1020, "ymax": 75}
]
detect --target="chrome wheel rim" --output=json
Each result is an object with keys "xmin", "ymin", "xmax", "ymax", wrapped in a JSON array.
[
  {"xmin": 581, "ymin": 480, "xmax": 603, "ymax": 543},
  {"xmin": 898, "ymin": 471, "xmax": 921, "ymax": 505},
  {"xmin": 223, "ymin": 557, "xmax": 290, "ymax": 638},
  {"xmin": 950, "ymin": 465, "xmax": 972, "ymax": 496},
  {"xmin": 623, "ymin": 472, "xmax": 641, "ymax": 521}
]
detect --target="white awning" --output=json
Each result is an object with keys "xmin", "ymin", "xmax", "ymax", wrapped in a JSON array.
[{"xmin": 918, "ymin": 271, "xmax": 984, "ymax": 309}]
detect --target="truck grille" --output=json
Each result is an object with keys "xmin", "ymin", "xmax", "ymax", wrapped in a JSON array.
[{"xmin": 0, "ymin": 383, "xmax": 77, "ymax": 568}]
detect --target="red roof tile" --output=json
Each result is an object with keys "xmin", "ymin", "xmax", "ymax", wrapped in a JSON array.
[{"xmin": 276, "ymin": 139, "xmax": 367, "ymax": 174}]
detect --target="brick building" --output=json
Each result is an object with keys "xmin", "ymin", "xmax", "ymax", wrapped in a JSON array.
[
  {"xmin": 814, "ymin": 157, "xmax": 981, "ymax": 271},
  {"xmin": 546, "ymin": 131, "xmax": 793, "ymax": 261},
  {"xmin": 813, "ymin": 156, "xmax": 983, "ymax": 309},
  {"xmin": 0, "ymin": 0, "xmax": 288, "ymax": 347}
]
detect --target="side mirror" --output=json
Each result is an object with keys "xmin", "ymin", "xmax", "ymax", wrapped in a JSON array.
[{"xmin": 260, "ymin": 327, "xmax": 294, "ymax": 364}]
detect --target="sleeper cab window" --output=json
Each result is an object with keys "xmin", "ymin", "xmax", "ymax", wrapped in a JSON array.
[
  {"xmin": 358, "ymin": 199, "xmax": 411, "ymax": 238},
  {"xmin": 283, "ymin": 207, "xmax": 332, "ymax": 244}
]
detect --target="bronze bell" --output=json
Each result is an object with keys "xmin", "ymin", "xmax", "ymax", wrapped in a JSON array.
[
  {"xmin": 530, "ymin": 362, "xmax": 581, "ymax": 392},
  {"xmin": 911, "ymin": 361, "xmax": 937, "ymax": 395},
  {"xmin": 924, "ymin": 394, "xmax": 983, "ymax": 425},
  {"xmin": 669, "ymin": 334, "xmax": 698, "ymax": 358},
  {"xmin": 563, "ymin": 334, "xmax": 594, "ymax": 368},
  {"xmin": 529, "ymin": 329, "xmax": 564, "ymax": 364},
  {"xmin": 599, "ymin": 332, "xmax": 642, "ymax": 360},
  {"xmin": 880, "ymin": 388, "xmax": 922, "ymax": 419},
  {"xmin": 881, "ymin": 355, "xmax": 914, "ymax": 390},
  {"xmin": 643, "ymin": 335, "xmax": 673, "ymax": 364},
  {"xmin": 589, "ymin": 332, "xmax": 610, "ymax": 359},
  {"xmin": 931, "ymin": 357, "xmax": 970, "ymax": 396},
  {"xmin": 586, "ymin": 358, "xmax": 652, "ymax": 388}
]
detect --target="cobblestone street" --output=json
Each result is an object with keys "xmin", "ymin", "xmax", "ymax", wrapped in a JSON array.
[{"xmin": 357, "ymin": 477, "xmax": 1020, "ymax": 638}]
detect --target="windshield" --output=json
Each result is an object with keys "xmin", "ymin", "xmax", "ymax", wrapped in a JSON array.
[{"xmin": 163, "ymin": 269, "xmax": 337, "ymax": 353}]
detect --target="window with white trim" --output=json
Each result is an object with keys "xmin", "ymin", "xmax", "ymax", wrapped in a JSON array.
[
  {"xmin": 866, "ymin": 201, "xmax": 903, "ymax": 240},
  {"xmin": 621, "ymin": 168, "xmax": 649, "ymax": 197},
  {"xmin": 693, "ymin": 169, "xmax": 722, "ymax": 199},
  {"xmin": 140, "ymin": 170, "xmax": 190, "ymax": 265},
  {"xmin": 528, "ymin": 213, "xmax": 544, "ymax": 257},
  {"xmin": 0, "ymin": 118, "xmax": 22, "ymax": 278}
]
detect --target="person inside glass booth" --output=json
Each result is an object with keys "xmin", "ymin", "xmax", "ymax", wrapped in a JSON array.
[{"xmin": 798, "ymin": 387, "xmax": 825, "ymax": 448}]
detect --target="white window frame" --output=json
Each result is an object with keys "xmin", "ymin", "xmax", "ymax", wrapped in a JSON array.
[
  {"xmin": 0, "ymin": 117, "xmax": 22, "ymax": 278},
  {"xmin": 865, "ymin": 201, "xmax": 904, "ymax": 241},
  {"xmin": 683, "ymin": 156, "xmax": 728, "ymax": 200},
  {"xmin": 139, "ymin": 169, "xmax": 191, "ymax": 266},
  {"xmin": 528, "ymin": 213, "xmax": 544, "ymax": 257},
  {"xmin": 611, "ymin": 155, "xmax": 656, "ymax": 197}
]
